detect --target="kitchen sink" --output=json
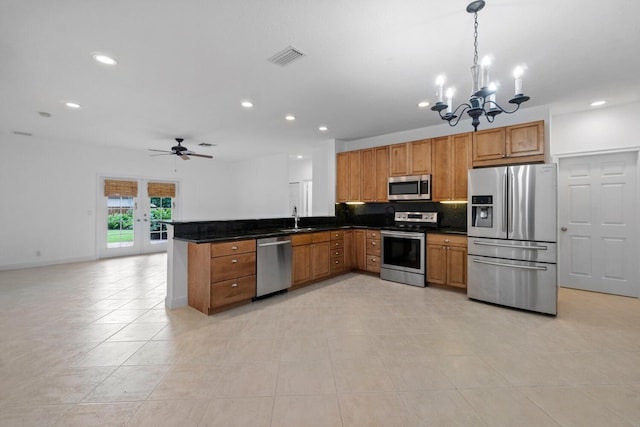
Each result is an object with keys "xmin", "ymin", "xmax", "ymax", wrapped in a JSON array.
[{"xmin": 280, "ymin": 227, "xmax": 316, "ymax": 233}]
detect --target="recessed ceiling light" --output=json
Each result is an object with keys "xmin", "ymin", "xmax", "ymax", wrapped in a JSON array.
[
  {"xmin": 417, "ymin": 101, "xmax": 430, "ymax": 108},
  {"xmin": 318, "ymin": 125, "xmax": 328, "ymax": 132},
  {"xmin": 590, "ymin": 100, "xmax": 606, "ymax": 107},
  {"xmin": 92, "ymin": 53, "xmax": 117, "ymax": 65},
  {"xmin": 297, "ymin": 155, "xmax": 303, "ymax": 159},
  {"xmin": 241, "ymin": 101, "xmax": 254, "ymax": 108},
  {"xmin": 285, "ymin": 115, "xmax": 296, "ymax": 121},
  {"xmin": 65, "ymin": 102, "xmax": 81, "ymax": 109}
]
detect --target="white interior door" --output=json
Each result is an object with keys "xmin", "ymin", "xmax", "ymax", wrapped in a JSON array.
[
  {"xmin": 98, "ymin": 178, "xmax": 178, "ymax": 258},
  {"xmin": 558, "ymin": 151, "xmax": 639, "ymax": 297}
]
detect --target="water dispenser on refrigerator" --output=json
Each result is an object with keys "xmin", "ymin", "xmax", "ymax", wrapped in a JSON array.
[{"xmin": 471, "ymin": 195, "xmax": 493, "ymax": 228}]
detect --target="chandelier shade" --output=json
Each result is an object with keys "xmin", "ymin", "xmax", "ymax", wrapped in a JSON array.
[{"xmin": 431, "ymin": 0, "xmax": 530, "ymax": 131}]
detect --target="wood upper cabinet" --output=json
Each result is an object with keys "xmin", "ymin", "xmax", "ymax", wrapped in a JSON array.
[
  {"xmin": 389, "ymin": 143, "xmax": 409, "ymax": 176},
  {"xmin": 348, "ymin": 151, "xmax": 362, "ymax": 201},
  {"xmin": 361, "ymin": 146, "xmax": 389, "ymax": 202},
  {"xmin": 389, "ymin": 140, "xmax": 432, "ymax": 176},
  {"xmin": 409, "ymin": 139, "xmax": 433, "ymax": 175},
  {"xmin": 336, "ymin": 152, "xmax": 349, "ymax": 203},
  {"xmin": 426, "ymin": 234, "xmax": 467, "ymax": 289},
  {"xmin": 472, "ymin": 120, "xmax": 544, "ymax": 167},
  {"xmin": 507, "ymin": 121, "xmax": 544, "ymax": 159},
  {"xmin": 432, "ymin": 133, "xmax": 472, "ymax": 201}
]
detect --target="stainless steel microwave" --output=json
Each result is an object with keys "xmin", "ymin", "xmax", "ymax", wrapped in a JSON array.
[{"xmin": 388, "ymin": 175, "xmax": 431, "ymax": 200}]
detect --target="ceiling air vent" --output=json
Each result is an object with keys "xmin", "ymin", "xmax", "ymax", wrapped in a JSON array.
[
  {"xmin": 268, "ymin": 46, "xmax": 306, "ymax": 67},
  {"xmin": 198, "ymin": 143, "xmax": 215, "ymax": 147}
]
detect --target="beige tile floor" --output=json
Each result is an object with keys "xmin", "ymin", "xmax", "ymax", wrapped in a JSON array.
[{"xmin": 1, "ymin": 253, "xmax": 639, "ymax": 426}]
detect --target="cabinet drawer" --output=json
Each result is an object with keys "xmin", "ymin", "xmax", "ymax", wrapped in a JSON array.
[
  {"xmin": 366, "ymin": 238, "xmax": 381, "ymax": 256},
  {"xmin": 366, "ymin": 256, "xmax": 380, "ymax": 273},
  {"xmin": 331, "ymin": 240, "xmax": 344, "ymax": 249},
  {"xmin": 210, "ymin": 276, "xmax": 256, "ymax": 308},
  {"xmin": 311, "ymin": 231, "xmax": 330, "ymax": 243},
  {"xmin": 210, "ymin": 252, "xmax": 256, "ymax": 282},
  {"xmin": 291, "ymin": 234, "xmax": 313, "ymax": 246},
  {"xmin": 331, "ymin": 248, "xmax": 344, "ymax": 258},
  {"xmin": 330, "ymin": 230, "xmax": 344, "ymax": 240},
  {"xmin": 211, "ymin": 239, "xmax": 256, "ymax": 257},
  {"xmin": 427, "ymin": 234, "xmax": 467, "ymax": 247},
  {"xmin": 366, "ymin": 230, "xmax": 380, "ymax": 239},
  {"xmin": 331, "ymin": 257, "xmax": 345, "ymax": 274}
]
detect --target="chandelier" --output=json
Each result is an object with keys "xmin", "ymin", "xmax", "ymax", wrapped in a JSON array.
[{"xmin": 430, "ymin": 0, "xmax": 529, "ymax": 131}]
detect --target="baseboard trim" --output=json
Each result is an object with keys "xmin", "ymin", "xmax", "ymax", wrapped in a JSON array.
[{"xmin": 165, "ymin": 295, "xmax": 188, "ymax": 309}]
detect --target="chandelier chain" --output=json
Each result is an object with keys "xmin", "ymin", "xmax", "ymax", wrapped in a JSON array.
[{"xmin": 473, "ymin": 12, "xmax": 479, "ymax": 67}]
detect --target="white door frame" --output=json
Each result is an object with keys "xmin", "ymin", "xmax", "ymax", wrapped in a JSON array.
[
  {"xmin": 97, "ymin": 176, "xmax": 179, "ymax": 259},
  {"xmin": 555, "ymin": 148, "xmax": 640, "ymax": 298}
]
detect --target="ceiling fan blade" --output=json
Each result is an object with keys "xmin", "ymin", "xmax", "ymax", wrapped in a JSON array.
[
  {"xmin": 179, "ymin": 154, "xmax": 191, "ymax": 160},
  {"xmin": 149, "ymin": 153, "xmax": 174, "ymax": 157},
  {"xmin": 189, "ymin": 153, "xmax": 214, "ymax": 159},
  {"xmin": 148, "ymin": 149, "xmax": 172, "ymax": 153}
]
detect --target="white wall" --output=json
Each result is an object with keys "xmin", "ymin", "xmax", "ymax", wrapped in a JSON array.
[
  {"xmin": 227, "ymin": 153, "xmax": 290, "ymax": 219},
  {"xmin": 0, "ymin": 135, "xmax": 230, "ymax": 269},
  {"xmin": 337, "ymin": 105, "xmax": 551, "ymax": 152},
  {"xmin": 551, "ymin": 102, "xmax": 640, "ymax": 155}
]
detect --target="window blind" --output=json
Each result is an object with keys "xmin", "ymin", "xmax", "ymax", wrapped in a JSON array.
[
  {"xmin": 104, "ymin": 179, "xmax": 138, "ymax": 197},
  {"xmin": 147, "ymin": 182, "xmax": 176, "ymax": 198}
]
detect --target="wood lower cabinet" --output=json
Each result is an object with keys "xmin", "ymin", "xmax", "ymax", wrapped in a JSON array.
[
  {"xmin": 353, "ymin": 229, "xmax": 367, "ymax": 270},
  {"xmin": 426, "ymin": 234, "xmax": 467, "ymax": 289},
  {"xmin": 188, "ymin": 239, "xmax": 256, "ymax": 315},
  {"xmin": 472, "ymin": 120, "xmax": 544, "ymax": 167},
  {"xmin": 329, "ymin": 230, "xmax": 345, "ymax": 274},
  {"xmin": 291, "ymin": 231, "xmax": 333, "ymax": 287},
  {"xmin": 365, "ymin": 229, "xmax": 381, "ymax": 273}
]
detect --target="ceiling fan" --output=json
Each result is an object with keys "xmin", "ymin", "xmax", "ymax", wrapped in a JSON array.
[{"xmin": 149, "ymin": 138, "xmax": 213, "ymax": 160}]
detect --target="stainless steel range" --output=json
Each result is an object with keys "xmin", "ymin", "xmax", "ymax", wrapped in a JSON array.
[{"xmin": 380, "ymin": 212, "xmax": 438, "ymax": 287}]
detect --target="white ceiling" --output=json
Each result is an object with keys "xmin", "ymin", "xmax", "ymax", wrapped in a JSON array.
[{"xmin": 1, "ymin": 0, "xmax": 639, "ymax": 160}]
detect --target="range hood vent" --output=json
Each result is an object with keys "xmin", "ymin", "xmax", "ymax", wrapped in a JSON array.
[{"xmin": 268, "ymin": 46, "xmax": 306, "ymax": 67}]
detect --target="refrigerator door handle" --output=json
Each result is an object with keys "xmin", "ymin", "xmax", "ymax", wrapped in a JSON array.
[
  {"xmin": 503, "ymin": 168, "xmax": 509, "ymax": 233},
  {"xmin": 473, "ymin": 241, "xmax": 548, "ymax": 250},
  {"xmin": 508, "ymin": 168, "xmax": 515, "ymax": 235},
  {"xmin": 472, "ymin": 258, "xmax": 548, "ymax": 271}
]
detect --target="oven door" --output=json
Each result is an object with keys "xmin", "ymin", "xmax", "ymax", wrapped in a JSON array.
[{"xmin": 381, "ymin": 230, "xmax": 425, "ymax": 274}]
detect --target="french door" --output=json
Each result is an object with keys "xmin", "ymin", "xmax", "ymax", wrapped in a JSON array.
[{"xmin": 98, "ymin": 177, "xmax": 178, "ymax": 258}]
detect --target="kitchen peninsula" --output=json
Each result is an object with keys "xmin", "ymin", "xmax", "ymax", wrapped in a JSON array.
[{"xmin": 164, "ymin": 202, "xmax": 468, "ymax": 314}]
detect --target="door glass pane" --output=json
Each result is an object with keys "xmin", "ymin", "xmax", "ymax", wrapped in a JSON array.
[
  {"xmin": 149, "ymin": 197, "xmax": 172, "ymax": 244},
  {"xmin": 107, "ymin": 196, "xmax": 134, "ymax": 248}
]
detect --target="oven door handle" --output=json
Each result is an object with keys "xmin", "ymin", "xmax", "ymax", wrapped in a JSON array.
[
  {"xmin": 472, "ymin": 258, "xmax": 547, "ymax": 271},
  {"xmin": 381, "ymin": 230, "xmax": 425, "ymax": 238}
]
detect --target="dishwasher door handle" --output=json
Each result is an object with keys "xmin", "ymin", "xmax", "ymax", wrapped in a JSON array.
[{"xmin": 258, "ymin": 241, "xmax": 291, "ymax": 248}]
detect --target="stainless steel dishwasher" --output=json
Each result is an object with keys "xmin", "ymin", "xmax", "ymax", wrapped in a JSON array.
[{"xmin": 256, "ymin": 235, "xmax": 292, "ymax": 298}]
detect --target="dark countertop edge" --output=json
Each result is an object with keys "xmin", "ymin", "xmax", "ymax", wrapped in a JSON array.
[{"xmin": 175, "ymin": 225, "xmax": 467, "ymax": 244}]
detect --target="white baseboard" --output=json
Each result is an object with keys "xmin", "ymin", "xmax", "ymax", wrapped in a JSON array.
[
  {"xmin": 165, "ymin": 295, "xmax": 188, "ymax": 309},
  {"xmin": 0, "ymin": 256, "xmax": 96, "ymax": 271}
]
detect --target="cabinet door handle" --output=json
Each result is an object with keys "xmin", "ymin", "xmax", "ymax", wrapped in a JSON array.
[
  {"xmin": 231, "ymin": 246, "xmax": 238, "ymax": 250},
  {"xmin": 371, "ymin": 241, "xmax": 376, "ymax": 246},
  {"xmin": 335, "ymin": 260, "xmax": 339, "ymax": 264},
  {"xmin": 231, "ymin": 259, "xmax": 238, "ymax": 263},
  {"xmin": 231, "ymin": 283, "xmax": 238, "ymax": 288},
  {"xmin": 444, "ymin": 239, "xmax": 450, "ymax": 243},
  {"xmin": 335, "ymin": 252, "xmax": 340, "ymax": 255}
]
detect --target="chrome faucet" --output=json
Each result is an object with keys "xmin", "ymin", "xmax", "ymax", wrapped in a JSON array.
[{"xmin": 292, "ymin": 205, "xmax": 299, "ymax": 229}]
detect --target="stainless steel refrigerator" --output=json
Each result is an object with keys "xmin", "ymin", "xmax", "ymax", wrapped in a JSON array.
[{"xmin": 467, "ymin": 164, "xmax": 558, "ymax": 315}]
